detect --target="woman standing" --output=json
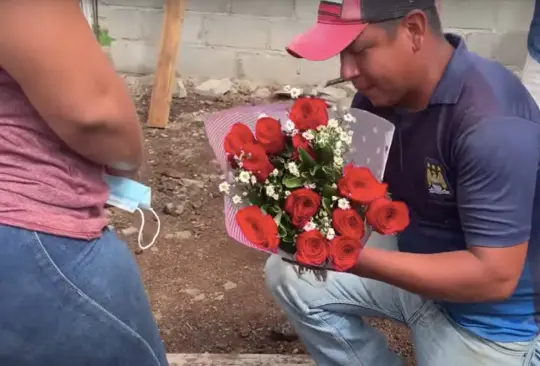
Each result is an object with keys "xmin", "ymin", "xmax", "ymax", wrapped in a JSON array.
[{"xmin": 0, "ymin": 1, "xmax": 168, "ymax": 365}]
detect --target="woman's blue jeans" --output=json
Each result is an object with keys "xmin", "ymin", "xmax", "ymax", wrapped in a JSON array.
[{"xmin": 0, "ymin": 224, "xmax": 168, "ymax": 366}]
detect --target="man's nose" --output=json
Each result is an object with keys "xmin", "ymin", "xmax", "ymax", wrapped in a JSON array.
[{"xmin": 340, "ymin": 52, "xmax": 360, "ymax": 81}]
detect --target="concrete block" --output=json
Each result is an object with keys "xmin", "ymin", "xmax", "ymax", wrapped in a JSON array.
[
  {"xmin": 495, "ymin": 0, "xmax": 534, "ymax": 33},
  {"xmin": 178, "ymin": 45, "xmax": 238, "ymax": 78},
  {"xmin": 140, "ymin": 10, "xmax": 203, "ymax": 44},
  {"xmin": 440, "ymin": 0, "xmax": 497, "ymax": 30},
  {"xmin": 495, "ymin": 31, "xmax": 528, "ymax": 67},
  {"xmin": 294, "ymin": 0, "xmax": 318, "ymax": 22},
  {"xmin": 231, "ymin": 0, "xmax": 295, "ymax": 18},
  {"xmin": 187, "ymin": 0, "xmax": 230, "ymax": 14},
  {"xmin": 269, "ymin": 20, "xmax": 312, "ymax": 51},
  {"xmin": 238, "ymin": 51, "xmax": 299, "ymax": 84},
  {"xmin": 465, "ymin": 31, "xmax": 499, "ymax": 59},
  {"xmin": 297, "ymin": 57, "xmax": 340, "ymax": 84},
  {"xmin": 99, "ymin": 0, "xmax": 162, "ymax": 9},
  {"xmin": 204, "ymin": 15, "xmax": 269, "ymax": 49},
  {"xmin": 98, "ymin": 5, "xmax": 143, "ymax": 40},
  {"xmin": 109, "ymin": 40, "xmax": 157, "ymax": 74}
]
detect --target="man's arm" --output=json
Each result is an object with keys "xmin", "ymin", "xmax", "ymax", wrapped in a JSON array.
[
  {"xmin": 352, "ymin": 116, "xmax": 538, "ymax": 302},
  {"xmin": 0, "ymin": 0, "xmax": 144, "ymax": 170}
]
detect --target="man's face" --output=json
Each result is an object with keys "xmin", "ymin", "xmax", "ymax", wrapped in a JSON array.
[{"xmin": 340, "ymin": 23, "xmax": 416, "ymax": 107}]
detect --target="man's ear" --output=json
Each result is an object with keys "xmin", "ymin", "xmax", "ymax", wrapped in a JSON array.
[{"xmin": 402, "ymin": 10, "xmax": 428, "ymax": 52}]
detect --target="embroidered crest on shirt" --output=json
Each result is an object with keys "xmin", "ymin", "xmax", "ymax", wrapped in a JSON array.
[{"xmin": 425, "ymin": 158, "xmax": 452, "ymax": 196}]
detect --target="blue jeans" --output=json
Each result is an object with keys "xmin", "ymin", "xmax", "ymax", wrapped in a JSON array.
[
  {"xmin": 265, "ymin": 233, "xmax": 539, "ymax": 366},
  {"xmin": 0, "ymin": 225, "xmax": 168, "ymax": 366}
]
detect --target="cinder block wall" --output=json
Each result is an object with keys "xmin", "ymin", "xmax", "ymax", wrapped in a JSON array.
[{"xmin": 99, "ymin": 0, "xmax": 533, "ymax": 84}]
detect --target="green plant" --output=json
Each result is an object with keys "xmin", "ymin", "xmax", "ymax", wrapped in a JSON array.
[{"xmin": 97, "ymin": 27, "xmax": 114, "ymax": 47}]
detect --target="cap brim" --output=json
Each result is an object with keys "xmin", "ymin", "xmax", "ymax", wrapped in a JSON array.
[{"xmin": 286, "ymin": 22, "xmax": 368, "ymax": 61}]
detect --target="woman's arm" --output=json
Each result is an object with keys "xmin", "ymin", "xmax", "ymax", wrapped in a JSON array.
[{"xmin": 0, "ymin": 0, "xmax": 144, "ymax": 170}]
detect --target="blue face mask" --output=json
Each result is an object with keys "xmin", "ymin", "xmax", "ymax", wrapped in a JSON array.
[{"xmin": 104, "ymin": 174, "xmax": 161, "ymax": 251}]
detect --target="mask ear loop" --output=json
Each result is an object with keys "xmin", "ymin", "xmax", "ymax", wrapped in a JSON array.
[{"xmin": 136, "ymin": 208, "xmax": 161, "ymax": 251}]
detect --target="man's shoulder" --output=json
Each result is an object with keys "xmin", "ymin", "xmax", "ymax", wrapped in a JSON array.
[{"xmin": 456, "ymin": 53, "xmax": 540, "ymax": 122}]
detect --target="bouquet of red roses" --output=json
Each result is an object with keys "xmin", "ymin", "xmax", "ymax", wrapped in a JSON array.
[{"xmin": 215, "ymin": 95, "xmax": 410, "ymax": 272}]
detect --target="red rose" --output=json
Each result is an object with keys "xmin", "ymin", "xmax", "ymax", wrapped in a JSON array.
[
  {"xmin": 289, "ymin": 97, "xmax": 329, "ymax": 131},
  {"xmin": 329, "ymin": 236, "xmax": 362, "ymax": 272},
  {"xmin": 292, "ymin": 134, "xmax": 316, "ymax": 160},
  {"xmin": 338, "ymin": 164, "xmax": 388, "ymax": 204},
  {"xmin": 224, "ymin": 123, "xmax": 256, "ymax": 157},
  {"xmin": 295, "ymin": 230, "xmax": 328, "ymax": 266},
  {"xmin": 256, "ymin": 117, "xmax": 285, "ymax": 155},
  {"xmin": 332, "ymin": 208, "xmax": 365, "ymax": 239},
  {"xmin": 284, "ymin": 188, "xmax": 321, "ymax": 228},
  {"xmin": 365, "ymin": 197, "xmax": 410, "ymax": 235},
  {"xmin": 236, "ymin": 206, "xmax": 280, "ymax": 251},
  {"xmin": 241, "ymin": 143, "xmax": 274, "ymax": 182}
]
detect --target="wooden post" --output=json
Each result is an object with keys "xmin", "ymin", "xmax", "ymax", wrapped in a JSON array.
[{"xmin": 147, "ymin": 0, "xmax": 186, "ymax": 128}]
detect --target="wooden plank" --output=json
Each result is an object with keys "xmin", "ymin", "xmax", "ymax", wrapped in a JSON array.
[
  {"xmin": 147, "ymin": 0, "xmax": 186, "ymax": 128},
  {"xmin": 166, "ymin": 354, "xmax": 314, "ymax": 366}
]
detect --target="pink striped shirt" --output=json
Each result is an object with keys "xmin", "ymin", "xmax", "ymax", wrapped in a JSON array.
[{"xmin": 0, "ymin": 68, "xmax": 108, "ymax": 239}]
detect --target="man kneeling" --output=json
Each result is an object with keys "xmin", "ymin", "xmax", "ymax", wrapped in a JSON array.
[{"xmin": 265, "ymin": 1, "xmax": 540, "ymax": 365}]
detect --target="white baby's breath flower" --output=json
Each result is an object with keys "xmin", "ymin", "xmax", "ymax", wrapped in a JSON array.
[
  {"xmin": 284, "ymin": 85, "xmax": 292, "ymax": 92},
  {"xmin": 326, "ymin": 228, "xmax": 336, "ymax": 241},
  {"xmin": 242, "ymin": 191, "xmax": 248, "ymax": 197},
  {"xmin": 328, "ymin": 118, "xmax": 339, "ymax": 128},
  {"xmin": 303, "ymin": 221, "xmax": 317, "ymax": 232},
  {"xmin": 334, "ymin": 148, "xmax": 342, "ymax": 156},
  {"xmin": 265, "ymin": 185, "xmax": 276, "ymax": 197},
  {"xmin": 250, "ymin": 175, "xmax": 257, "ymax": 185},
  {"xmin": 272, "ymin": 194, "xmax": 280, "ymax": 200},
  {"xmin": 340, "ymin": 131, "xmax": 349, "ymax": 142},
  {"xmin": 285, "ymin": 191, "xmax": 291, "ymax": 197},
  {"xmin": 238, "ymin": 171, "xmax": 251, "ymax": 184},
  {"xmin": 287, "ymin": 162, "xmax": 300, "ymax": 177},
  {"xmin": 232, "ymin": 195, "xmax": 242, "ymax": 205},
  {"xmin": 338, "ymin": 198, "xmax": 351, "ymax": 210},
  {"xmin": 219, "ymin": 181, "xmax": 231, "ymax": 194},
  {"xmin": 304, "ymin": 183, "xmax": 316, "ymax": 189},
  {"xmin": 302, "ymin": 130, "xmax": 315, "ymax": 141},
  {"xmin": 284, "ymin": 119, "xmax": 295, "ymax": 132},
  {"xmin": 317, "ymin": 125, "xmax": 327, "ymax": 132},
  {"xmin": 334, "ymin": 156, "xmax": 344, "ymax": 167},
  {"xmin": 335, "ymin": 140, "xmax": 343, "ymax": 150},
  {"xmin": 332, "ymin": 183, "xmax": 337, "ymax": 189},
  {"xmin": 344, "ymin": 113, "xmax": 356, "ymax": 123},
  {"xmin": 344, "ymin": 135, "xmax": 353, "ymax": 145},
  {"xmin": 332, "ymin": 196, "xmax": 338, "ymax": 201},
  {"xmin": 270, "ymin": 169, "xmax": 279, "ymax": 177},
  {"xmin": 290, "ymin": 87, "xmax": 303, "ymax": 99}
]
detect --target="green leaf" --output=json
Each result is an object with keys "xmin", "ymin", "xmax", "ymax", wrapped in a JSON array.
[
  {"xmin": 317, "ymin": 145, "xmax": 334, "ymax": 165},
  {"xmin": 322, "ymin": 185, "xmax": 338, "ymax": 198},
  {"xmin": 322, "ymin": 197, "xmax": 333, "ymax": 213},
  {"xmin": 274, "ymin": 211, "xmax": 283, "ymax": 226},
  {"xmin": 299, "ymin": 148, "xmax": 316, "ymax": 168},
  {"xmin": 322, "ymin": 166, "xmax": 337, "ymax": 180},
  {"xmin": 309, "ymin": 165, "xmax": 320, "ymax": 176},
  {"xmin": 283, "ymin": 175, "xmax": 304, "ymax": 189},
  {"xmin": 248, "ymin": 192, "xmax": 264, "ymax": 206}
]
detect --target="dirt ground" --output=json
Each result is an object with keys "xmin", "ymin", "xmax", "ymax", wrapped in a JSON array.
[{"xmin": 109, "ymin": 82, "xmax": 415, "ymax": 365}]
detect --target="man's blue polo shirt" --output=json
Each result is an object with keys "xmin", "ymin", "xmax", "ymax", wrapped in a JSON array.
[{"xmin": 352, "ymin": 34, "xmax": 540, "ymax": 342}]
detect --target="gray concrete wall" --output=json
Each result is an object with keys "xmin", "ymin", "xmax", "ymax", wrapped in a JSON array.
[{"xmin": 99, "ymin": 0, "xmax": 534, "ymax": 84}]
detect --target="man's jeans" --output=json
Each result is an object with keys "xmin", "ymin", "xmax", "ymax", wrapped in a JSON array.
[
  {"xmin": 265, "ymin": 233, "xmax": 539, "ymax": 366},
  {"xmin": 0, "ymin": 225, "xmax": 168, "ymax": 366}
]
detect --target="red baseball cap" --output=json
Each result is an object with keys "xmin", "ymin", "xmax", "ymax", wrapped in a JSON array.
[{"xmin": 287, "ymin": 0, "xmax": 436, "ymax": 61}]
